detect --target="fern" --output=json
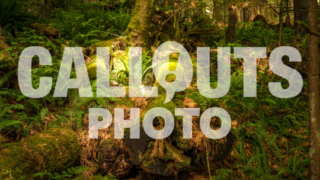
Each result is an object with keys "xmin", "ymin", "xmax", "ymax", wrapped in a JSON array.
[
  {"xmin": 34, "ymin": 166, "xmax": 89, "ymax": 180},
  {"xmin": 0, "ymin": 120, "xmax": 23, "ymax": 131},
  {"xmin": 211, "ymin": 169, "xmax": 232, "ymax": 180},
  {"xmin": 0, "ymin": 69, "xmax": 16, "ymax": 88}
]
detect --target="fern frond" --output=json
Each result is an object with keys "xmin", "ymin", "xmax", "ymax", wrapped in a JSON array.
[
  {"xmin": 0, "ymin": 69, "xmax": 16, "ymax": 88},
  {"xmin": 0, "ymin": 120, "xmax": 23, "ymax": 131}
]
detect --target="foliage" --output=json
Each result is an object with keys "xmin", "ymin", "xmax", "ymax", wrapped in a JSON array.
[
  {"xmin": 0, "ymin": 0, "xmax": 311, "ymax": 179},
  {"xmin": 34, "ymin": 166, "xmax": 89, "ymax": 180},
  {"xmin": 236, "ymin": 22, "xmax": 278, "ymax": 48},
  {"xmin": 211, "ymin": 169, "xmax": 233, "ymax": 180},
  {"xmin": 0, "ymin": 0, "xmax": 23, "ymax": 35},
  {"xmin": 49, "ymin": 7, "xmax": 130, "ymax": 46},
  {"xmin": 185, "ymin": 65, "xmax": 309, "ymax": 179}
]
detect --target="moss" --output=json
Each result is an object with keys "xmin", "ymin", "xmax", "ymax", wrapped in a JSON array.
[
  {"xmin": 141, "ymin": 95, "xmax": 176, "ymax": 118},
  {"xmin": 125, "ymin": 0, "xmax": 155, "ymax": 51},
  {"xmin": 163, "ymin": 141, "xmax": 191, "ymax": 171},
  {"xmin": 160, "ymin": 33, "xmax": 171, "ymax": 44},
  {"xmin": 140, "ymin": 141, "xmax": 190, "ymax": 176},
  {"xmin": 0, "ymin": 135, "xmax": 10, "ymax": 144},
  {"xmin": 90, "ymin": 36, "xmax": 127, "ymax": 55},
  {"xmin": 140, "ymin": 141, "xmax": 153, "ymax": 161},
  {"xmin": 0, "ymin": 128, "xmax": 80, "ymax": 180},
  {"xmin": 86, "ymin": 54, "xmax": 109, "ymax": 79},
  {"xmin": 87, "ymin": 51, "xmax": 128, "ymax": 80},
  {"xmin": 172, "ymin": 135, "xmax": 192, "ymax": 151}
]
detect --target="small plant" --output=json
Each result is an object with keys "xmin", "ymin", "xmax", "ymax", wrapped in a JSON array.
[
  {"xmin": 211, "ymin": 168, "xmax": 232, "ymax": 180},
  {"xmin": 34, "ymin": 166, "xmax": 89, "ymax": 180}
]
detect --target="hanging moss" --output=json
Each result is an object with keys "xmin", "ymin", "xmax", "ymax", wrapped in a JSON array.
[{"xmin": 0, "ymin": 128, "xmax": 80, "ymax": 180}]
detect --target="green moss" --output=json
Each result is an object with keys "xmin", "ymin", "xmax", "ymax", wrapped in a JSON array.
[
  {"xmin": 87, "ymin": 50, "xmax": 128, "ymax": 80},
  {"xmin": 125, "ymin": 0, "xmax": 155, "ymax": 51},
  {"xmin": 155, "ymin": 61, "xmax": 184, "ymax": 82},
  {"xmin": 141, "ymin": 95, "xmax": 176, "ymax": 118},
  {"xmin": 0, "ymin": 135, "xmax": 10, "ymax": 144},
  {"xmin": 86, "ymin": 54, "xmax": 109, "ymax": 79},
  {"xmin": 160, "ymin": 33, "xmax": 171, "ymax": 44},
  {"xmin": 0, "ymin": 128, "xmax": 80, "ymax": 180},
  {"xmin": 163, "ymin": 141, "xmax": 191, "ymax": 171},
  {"xmin": 140, "ymin": 141, "xmax": 153, "ymax": 162},
  {"xmin": 90, "ymin": 36, "xmax": 127, "ymax": 55},
  {"xmin": 172, "ymin": 135, "xmax": 192, "ymax": 151}
]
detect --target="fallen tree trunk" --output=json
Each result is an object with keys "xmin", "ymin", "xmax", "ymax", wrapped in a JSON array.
[
  {"xmin": 0, "ymin": 128, "xmax": 80, "ymax": 180},
  {"xmin": 27, "ymin": 23, "xmax": 60, "ymax": 37}
]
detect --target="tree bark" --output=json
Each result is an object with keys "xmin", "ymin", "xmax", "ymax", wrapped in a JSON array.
[
  {"xmin": 125, "ymin": 0, "xmax": 155, "ymax": 51},
  {"xmin": 285, "ymin": 0, "xmax": 292, "ymax": 27},
  {"xmin": 237, "ymin": 7, "xmax": 241, "ymax": 23},
  {"xmin": 242, "ymin": 3, "xmax": 249, "ymax": 22},
  {"xmin": 294, "ymin": 0, "xmax": 307, "ymax": 35},
  {"xmin": 307, "ymin": 0, "xmax": 320, "ymax": 179},
  {"xmin": 227, "ymin": 5, "xmax": 237, "ymax": 42},
  {"xmin": 278, "ymin": 0, "xmax": 284, "ymax": 46}
]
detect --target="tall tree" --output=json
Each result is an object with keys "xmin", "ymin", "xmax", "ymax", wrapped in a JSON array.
[
  {"xmin": 236, "ymin": 7, "xmax": 241, "ymax": 23},
  {"xmin": 242, "ymin": 3, "xmax": 249, "ymax": 22},
  {"xmin": 293, "ymin": 0, "xmax": 307, "ymax": 35},
  {"xmin": 285, "ymin": 0, "xmax": 291, "ymax": 27},
  {"xmin": 125, "ymin": 0, "xmax": 155, "ymax": 51},
  {"xmin": 307, "ymin": 0, "xmax": 320, "ymax": 179},
  {"xmin": 226, "ymin": 4, "xmax": 237, "ymax": 42},
  {"xmin": 278, "ymin": 0, "xmax": 284, "ymax": 46}
]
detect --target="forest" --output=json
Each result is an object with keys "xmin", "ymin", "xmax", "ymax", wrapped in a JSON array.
[{"xmin": 0, "ymin": 0, "xmax": 320, "ymax": 179}]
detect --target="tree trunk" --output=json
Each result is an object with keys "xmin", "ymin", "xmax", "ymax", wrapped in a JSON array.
[
  {"xmin": 307, "ymin": 0, "xmax": 320, "ymax": 179},
  {"xmin": 248, "ymin": 3, "xmax": 256, "ymax": 22},
  {"xmin": 285, "ymin": 0, "xmax": 292, "ymax": 27},
  {"xmin": 44, "ymin": 0, "xmax": 51, "ymax": 18},
  {"xmin": 0, "ymin": 128, "xmax": 80, "ymax": 179},
  {"xmin": 174, "ymin": 13, "xmax": 181, "ymax": 41},
  {"xmin": 294, "ymin": 0, "xmax": 307, "ymax": 35},
  {"xmin": 242, "ymin": 4, "xmax": 248, "ymax": 22},
  {"xmin": 125, "ymin": 0, "xmax": 155, "ymax": 51},
  {"xmin": 227, "ymin": 5, "xmax": 237, "ymax": 42},
  {"xmin": 278, "ymin": 0, "xmax": 284, "ymax": 46},
  {"xmin": 237, "ymin": 7, "xmax": 241, "ymax": 23},
  {"xmin": 212, "ymin": 0, "xmax": 216, "ymax": 23}
]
